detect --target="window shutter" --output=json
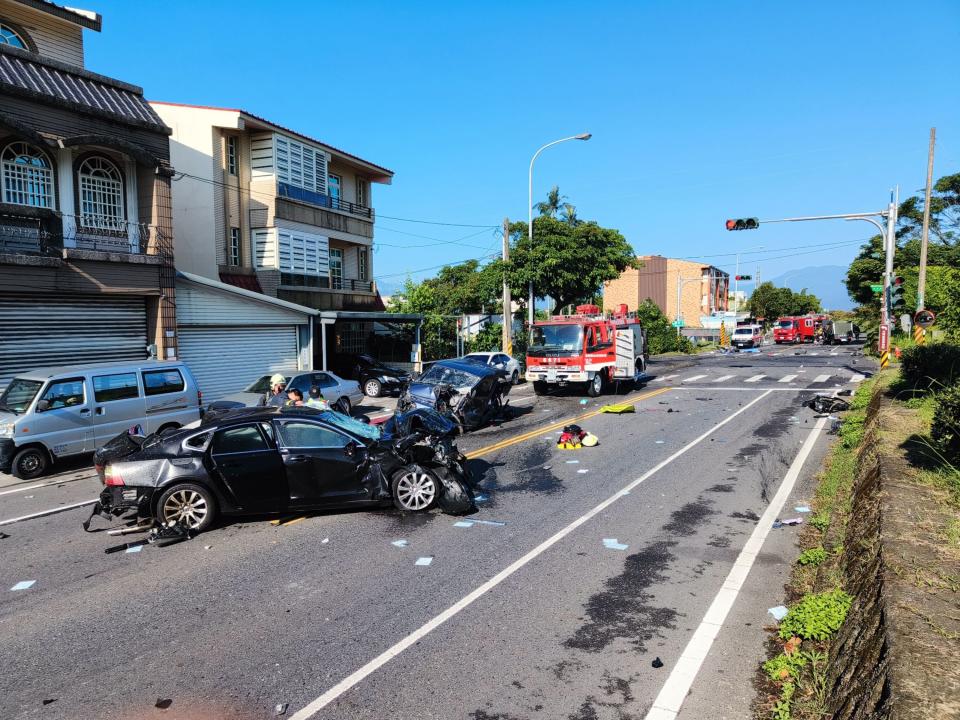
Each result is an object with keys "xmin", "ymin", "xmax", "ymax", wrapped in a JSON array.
[{"xmin": 315, "ymin": 153, "xmax": 328, "ymax": 194}]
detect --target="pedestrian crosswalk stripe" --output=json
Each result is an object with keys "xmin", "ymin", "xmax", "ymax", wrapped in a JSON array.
[
  {"xmin": 778, "ymin": 374, "xmax": 798, "ymax": 383},
  {"xmin": 813, "ymin": 374, "xmax": 832, "ymax": 383},
  {"xmin": 653, "ymin": 374, "xmax": 678, "ymax": 382},
  {"xmin": 682, "ymin": 374, "xmax": 707, "ymax": 383},
  {"xmin": 744, "ymin": 374, "xmax": 765, "ymax": 383},
  {"xmin": 850, "ymin": 374, "xmax": 865, "ymax": 383},
  {"xmin": 713, "ymin": 375, "xmax": 735, "ymax": 383}
]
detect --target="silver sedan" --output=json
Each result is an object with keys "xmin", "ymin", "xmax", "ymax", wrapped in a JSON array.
[{"xmin": 214, "ymin": 371, "xmax": 364, "ymax": 414}]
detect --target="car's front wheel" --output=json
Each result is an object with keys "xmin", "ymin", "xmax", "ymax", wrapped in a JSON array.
[
  {"xmin": 156, "ymin": 482, "xmax": 216, "ymax": 532},
  {"xmin": 364, "ymin": 379, "xmax": 382, "ymax": 397},
  {"xmin": 511, "ymin": 370, "xmax": 520, "ymax": 385},
  {"xmin": 11, "ymin": 446, "xmax": 48, "ymax": 480},
  {"xmin": 391, "ymin": 467, "xmax": 438, "ymax": 512}
]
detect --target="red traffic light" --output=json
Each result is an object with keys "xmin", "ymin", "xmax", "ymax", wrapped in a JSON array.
[
  {"xmin": 893, "ymin": 275, "xmax": 905, "ymax": 286},
  {"xmin": 725, "ymin": 218, "xmax": 759, "ymax": 231}
]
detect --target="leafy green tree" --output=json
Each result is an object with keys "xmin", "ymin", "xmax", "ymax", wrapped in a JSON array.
[
  {"xmin": 748, "ymin": 282, "xmax": 822, "ymax": 319},
  {"xmin": 634, "ymin": 299, "xmax": 691, "ymax": 354}
]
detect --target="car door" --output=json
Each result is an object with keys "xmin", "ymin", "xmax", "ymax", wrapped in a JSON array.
[
  {"xmin": 31, "ymin": 377, "xmax": 94, "ymax": 456},
  {"xmin": 91, "ymin": 371, "xmax": 145, "ymax": 445},
  {"xmin": 207, "ymin": 422, "xmax": 288, "ymax": 512},
  {"xmin": 274, "ymin": 419, "xmax": 365, "ymax": 505}
]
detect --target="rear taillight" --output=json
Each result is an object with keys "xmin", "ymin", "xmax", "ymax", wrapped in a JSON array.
[{"xmin": 104, "ymin": 465, "xmax": 124, "ymax": 486}]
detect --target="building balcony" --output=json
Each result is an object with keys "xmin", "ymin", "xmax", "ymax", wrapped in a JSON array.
[
  {"xmin": 278, "ymin": 182, "xmax": 373, "ymax": 220},
  {"xmin": 0, "ymin": 210, "xmax": 171, "ymax": 260}
]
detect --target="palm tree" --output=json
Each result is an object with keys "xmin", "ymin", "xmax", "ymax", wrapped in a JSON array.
[
  {"xmin": 535, "ymin": 186, "xmax": 566, "ymax": 218},
  {"xmin": 560, "ymin": 202, "xmax": 579, "ymax": 226}
]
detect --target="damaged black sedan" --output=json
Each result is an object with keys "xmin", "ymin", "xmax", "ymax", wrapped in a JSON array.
[{"xmin": 90, "ymin": 406, "xmax": 474, "ymax": 533}]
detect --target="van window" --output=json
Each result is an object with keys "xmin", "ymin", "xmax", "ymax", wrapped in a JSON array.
[
  {"xmin": 93, "ymin": 373, "xmax": 140, "ymax": 402},
  {"xmin": 39, "ymin": 378, "xmax": 85, "ymax": 410},
  {"xmin": 142, "ymin": 369, "xmax": 185, "ymax": 396},
  {"xmin": 212, "ymin": 425, "xmax": 268, "ymax": 454}
]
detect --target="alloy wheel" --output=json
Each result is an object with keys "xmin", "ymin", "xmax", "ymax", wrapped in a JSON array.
[
  {"xmin": 162, "ymin": 489, "xmax": 209, "ymax": 529},
  {"xmin": 394, "ymin": 470, "xmax": 436, "ymax": 511}
]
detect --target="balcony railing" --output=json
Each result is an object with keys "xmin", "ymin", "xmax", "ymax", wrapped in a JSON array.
[
  {"xmin": 278, "ymin": 182, "xmax": 374, "ymax": 220},
  {"xmin": 278, "ymin": 272, "xmax": 374, "ymax": 293},
  {"xmin": 0, "ymin": 212, "xmax": 172, "ymax": 259}
]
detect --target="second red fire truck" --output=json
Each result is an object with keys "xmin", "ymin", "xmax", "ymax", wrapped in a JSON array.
[{"xmin": 525, "ymin": 304, "xmax": 648, "ymax": 397}]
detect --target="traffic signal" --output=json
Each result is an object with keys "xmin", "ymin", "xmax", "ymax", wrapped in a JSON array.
[
  {"xmin": 725, "ymin": 218, "xmax": 759, "ymax": 231},
  {"xmin": 889, "ymin": 275, "xmax": 906, "ymax": 311},
  {"xmin": 735, "ymin": 275, "xmax": 752, "ymax": 281}
]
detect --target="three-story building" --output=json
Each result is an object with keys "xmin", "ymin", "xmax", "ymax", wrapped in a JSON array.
[{"xmin": 0, "ymin": 0, "xmax": 177, "ymax": 387}]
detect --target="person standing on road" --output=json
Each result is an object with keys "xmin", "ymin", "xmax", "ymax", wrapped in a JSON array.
[
  {"xmin": 264, "ymin": 374, "xmax": 287, "ymax": 407},
  {"xmin": 305, "ymin": 385, "xmax": 330, "ymax": 411}
]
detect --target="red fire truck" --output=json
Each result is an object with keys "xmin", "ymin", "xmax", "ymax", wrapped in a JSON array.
[
  {"xmin": 773, "ymin": 317, "xmax": 801, "ymax": 344},
  {"xmin": 526, "ymin": 304, "xmax": 648, "ymax": 397}
]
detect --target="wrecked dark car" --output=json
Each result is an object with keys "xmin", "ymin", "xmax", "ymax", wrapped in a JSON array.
[
  {"xmin": 88, "ymin": 405, "xmax": 474, "ymax": 534},
  {"xmin": 397, "ymin": 359, "xmax": 510, "ymax": 432}
]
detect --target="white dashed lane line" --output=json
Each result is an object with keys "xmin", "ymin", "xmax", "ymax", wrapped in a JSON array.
[
  {"xmin": 712, "ymin": 375, "xmax": 735, "ymax": 383},
  {"xmin": 744, "ymin": 374, "xmax": 765, "ymax": 383},
  {"xmin": 682, "ymin": 375, "xmax": 707, "ymax": 383},
  {"xmin": 778, "ymin": 374, "xmax": 797, "ymax": 383}
]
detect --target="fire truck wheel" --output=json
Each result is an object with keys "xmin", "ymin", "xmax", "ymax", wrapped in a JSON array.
[
  {"xmin": 533, "ymin": 381, "xmax": 548, "ymax": 396},
  {"xmin": 586, "ymin": 372, "xmax": 603, "ymax": 397}
]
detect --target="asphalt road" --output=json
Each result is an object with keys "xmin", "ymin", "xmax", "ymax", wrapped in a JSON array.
[{"xmin": 0, "ymin": 344, "xmax": 873, "ymax": 720}]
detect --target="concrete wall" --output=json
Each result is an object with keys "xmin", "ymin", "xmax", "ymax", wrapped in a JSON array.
[{"xmin": 0, "ymin": 1, "xmax": 84, "ymax": 66}]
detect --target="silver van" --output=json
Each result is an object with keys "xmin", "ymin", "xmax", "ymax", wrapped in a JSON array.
[{"xmin": 0, "ymin": 361, "xmax": 201, "ymax": 479}]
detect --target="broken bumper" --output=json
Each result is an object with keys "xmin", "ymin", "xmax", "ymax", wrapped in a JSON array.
[
  {"xmin": 526, "ymin": 370, "xmax": 589, "ymax": 385},
  {"xmin": 99, "ymin": 485, "xmax": 154, "ymax": 514}
]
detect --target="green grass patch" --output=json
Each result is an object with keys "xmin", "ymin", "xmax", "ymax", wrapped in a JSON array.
[{"xmin": 796, "ymin": 547, "xmax": 827, "ymax": 566}]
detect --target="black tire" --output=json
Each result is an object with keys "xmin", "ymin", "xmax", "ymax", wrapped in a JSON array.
[
  {"xmin": 11, "ymin": 446, "xmax": 49, "ymax": 480},
  {"xmin": 533, "ymin": 381, "xmax": 548, "ymax": 396},
  {"xmin": 158, "ymin": 423, "xmax": 180, "ymax": 436},
  {"xmin": 155, "ymin": 482, "xmax": 216, "ymax": 532},
  {"xmin": 363, "ymin": 378, "xmax": 382, "ymax": 398},
  {"xmin": 586, "ymin": 372, "xmax": 603, "ymax": 397},
  {"xmin": 390, "ymin": 467, "xmax": 439, "ymax": 512},
  {"xmin": 336, "ymin": 397, "xmax": 352, "ymax": 415},
  {"xmin": 510, "ymin": 370, "xmax": 520, "ymax": 385}
]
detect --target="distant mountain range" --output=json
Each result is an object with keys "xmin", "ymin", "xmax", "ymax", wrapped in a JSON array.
[{"xmin": 769, "ymin": 265, "xmax": 852, "ymax": 310}]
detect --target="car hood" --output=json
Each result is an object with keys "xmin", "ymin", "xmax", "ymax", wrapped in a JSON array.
[{"xmin": 382, "ymin": 407, "xmax": 458, "ymax": 439}]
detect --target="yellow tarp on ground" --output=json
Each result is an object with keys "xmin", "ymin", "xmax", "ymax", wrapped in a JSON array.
[{"xmin": 600, "ymin": 403, "xmax": 635, "ymax": 414}]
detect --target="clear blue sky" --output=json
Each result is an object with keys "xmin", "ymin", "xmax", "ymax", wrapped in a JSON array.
[{"xmin": 86, "ymin": 0, "xmax": 960, "ymax": 298}]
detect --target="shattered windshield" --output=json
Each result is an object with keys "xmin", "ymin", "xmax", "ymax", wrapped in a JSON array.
[
  {"xmin": 0, "ymin": 378, "xmax": 43, "ymax": 414},
  {"xmin": 419, "ymin": 364, "xmax": 480, "ymax": 387},
  {"xmin": 317, "ymin": 411, "xmax": 382, "ymax": 440},
  {"xmin": 529, "ymin": 325, "xmax": 583, "ymax": 356}
]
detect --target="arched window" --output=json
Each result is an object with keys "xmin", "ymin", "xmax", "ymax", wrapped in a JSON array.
[
  {"xmin": 1, "ymin": 141, "xmax": 54, "ymax": 208},
  {"xmin": 0, "ymin": 22, "xmax": 28, "ymax": 49},
  {"xmin": 77, "ymin": 156, "xmax": 125, "ymax": 231}
]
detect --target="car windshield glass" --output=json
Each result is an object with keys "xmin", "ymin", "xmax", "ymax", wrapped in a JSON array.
[
  {"xmin": 464, "ymin": 354, "xmax": 490, "ymax": 364},
  {"xmin": 245, "ymin": 375, "xmax": 283, "ymax": 393},
  {"xmin": 317, "ymin": 411, "xmax": 382, "ymax": 440},
  {"xmin": 733, "ymin": 329, "xmax": 752, "ymax": 336},
  {"xmin": 419, "ymin": 365, "xmax": 481, "ymax": 387},
  {"xmin": 778, "ymin": 320, "xmax": 794, "ymax": 329},
  {"xmin": 530, "ymin": 325, "xmax": 582, "ymax": 352},
  {"xmin": 0, "ymin": 378, "xmax": 43, "ymax": 414}
]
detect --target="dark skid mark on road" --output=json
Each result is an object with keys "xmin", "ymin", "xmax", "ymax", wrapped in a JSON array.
[
  {"xmin": 708, "ymin": 533, "xmax": 732, "ymax": 548},
  {"xmin": 706, "ymin": 483, "xmax": 734, "ymax": 493},
  {"xmin": 470, "ymin": 711, "xmax": 526, "ymax": 720},
  {"xmin": 730, "ymin": 510, "xmax": 760, "ymax": 522},
  {"xmin": 735, "ymin": 442, "xmax": 768, "ymax": 460},
  {"xmin": 473, "ymin": 443, "xmax": 564, "ymax": 507},
  {"xmin": 661, "ymin": 497, "xmax": 717, "ymax": 537},
  {"xmin": 564, "ymin": 541, "xmax": 679, "ymax": 653},
  {"xmin": 753, "ymin": 405, "xmax": 797, "ymax": 440}
]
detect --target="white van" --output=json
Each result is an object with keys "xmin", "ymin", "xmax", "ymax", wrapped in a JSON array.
[{"xmin": 0, "ymin": 361, "xmax": 201, "ymax": 479}]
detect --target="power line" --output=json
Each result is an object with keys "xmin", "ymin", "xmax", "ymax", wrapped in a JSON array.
[
  {"xmin": 375, "ymin": 225, "xmax": 496, "ymax": 250},
  {"xmin": 374, "ymin": 251, "xmax": 500, "ymax": 281}
]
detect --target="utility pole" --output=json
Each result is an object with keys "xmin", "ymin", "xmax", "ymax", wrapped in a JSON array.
[
  {"xmin": 918, "ymin": 128, "xmax": 936, "ymax": 311},
  {"xmin": 502, "ymin": 217, "xmax": 512, "ymax": 355}
]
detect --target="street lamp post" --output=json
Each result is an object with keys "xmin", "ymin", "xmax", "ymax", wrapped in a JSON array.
[{"xmin": 527, "ymin": 133, "xmax": 592, "ymax": 326}]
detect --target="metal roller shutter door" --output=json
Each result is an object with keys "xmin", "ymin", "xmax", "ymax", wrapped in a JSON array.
[
  {"xmin": 0, "ymin": 294, "xmax": 147, "ymax": 390},
  {"xmin": 178, "ymin": 326, "xmax": 299, "ymax": 403}
]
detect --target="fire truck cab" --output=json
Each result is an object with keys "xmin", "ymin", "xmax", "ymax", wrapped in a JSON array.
[
  {"xmin": 526, "ymin": 304, "xmax": 648, "ymax": 397},
  {"xmin": 773, "ymin": 317, "xmax": 800, "ymax": 344}
]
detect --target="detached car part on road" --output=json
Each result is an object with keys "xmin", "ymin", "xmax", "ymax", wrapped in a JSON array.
[
  {"xmin": 397, "ymin": 359, "xmax": 510, "ymax": 432},
  {"xmin": 88, "ymin": 406, "xmax": 475, "ymax": 534}
]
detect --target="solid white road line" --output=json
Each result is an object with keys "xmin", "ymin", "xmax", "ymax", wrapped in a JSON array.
[
  {"xmin": 0, "ymin": 498, "xmax": 98, "ymax": 526},
  {"xmin": 682, "ymin": 374, "xmax": 707, "ymax": 383},
  {"xmin": 744, "ymin": 374, "xmax": 765, "ymax": 383},
  {"xmin": 850, "ymin": 374, "xmax": 865, "ymax": 383},
  {"xmin": 654, "ymin": 374, "xmax": 679, "ymax": 382},
  {"xmin": 644, "ymin": 414, "xmax": 829, "ymax": 720},
  {"xmin": 712, "ymin": 375, "xmax": 735, "ymax": 383},
  {"xmin": 813, "ymin": 374, "xmax": 832, "ymax": 384},
  {"xmin": 778, "ymin": 374, "xmax": 798, "ymax": 383},
  {"xmin": 0, "ymin": 478, "xmax": 86, "ymax": 497},
  {"xmin": 287, "ymin": 390, "xmax": 776, "ymax": 720}
]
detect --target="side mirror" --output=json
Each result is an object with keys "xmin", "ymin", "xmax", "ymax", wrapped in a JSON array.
[
  {"xmin": 344, "ymin": 441, "xmax": 357, "ymax": 457},
  {"xmin": 36, "ymin": 399, "xmax": 50, "ymax": 412}
]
